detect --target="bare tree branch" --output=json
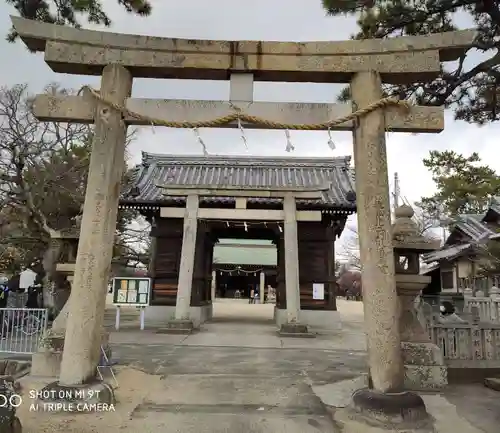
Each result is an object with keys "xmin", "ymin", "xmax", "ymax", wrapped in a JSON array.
[{"xmin": 337, "ymin": 205, "xmax": 439, "ymax": 268}]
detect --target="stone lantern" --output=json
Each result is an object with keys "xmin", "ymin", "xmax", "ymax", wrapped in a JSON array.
[
  {"xmin": 392, "ymin": 205, "xmax": 447, "ymax": 390},
  {"xmin": 31, "ymin": 227, "xmax": 80, "ymax": 377}
]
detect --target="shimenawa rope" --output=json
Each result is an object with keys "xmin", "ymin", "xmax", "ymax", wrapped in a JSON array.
[{"xmin": 79, "ymin": 85, "xmax": 411, "ymax": 131}]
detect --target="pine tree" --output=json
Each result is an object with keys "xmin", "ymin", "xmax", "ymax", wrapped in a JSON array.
[{"xmin": 322, "ymin": 0, "xmax": 500, "ymax": 124}]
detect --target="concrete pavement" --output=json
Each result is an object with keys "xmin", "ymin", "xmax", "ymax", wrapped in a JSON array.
[
  {"xmin": 103, "ymin": 300, "xmax": 367, "ymax": 433},
  {"xmin": 103, "ymin": 299, "xmax": 500, "ymax": 433},
  {"xmin": 9, "ymin": 299, "xmax": 500, "ymax": 432}
]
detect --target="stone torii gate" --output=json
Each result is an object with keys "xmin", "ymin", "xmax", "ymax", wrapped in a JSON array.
[{"xmin": 11, "ymin": 16, "xmax": 475, "ymax": 425}]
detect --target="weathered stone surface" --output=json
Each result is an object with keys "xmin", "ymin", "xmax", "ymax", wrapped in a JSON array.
[
  {"xmin": 31, "ymin": 352, "xmax": 63, "ymax": 378},
  {"xmin": 391, "ymin": 206, "xmax": 447, "ymax": 391},
  {"xmin": 484, "ymin": 377, "xmax": 500, "ymax": 391},
  {"xmin": 396, "ymin": 274, "xmax": 433, "ymax": 343},
  {"xmin": 405, "ymin": 365, "xmax": 448, "ymax": 391},
  {"xmin": 32, "ymin": 332, "xmax": 110, "ymax": 378},
  {"xmin": 3, "ymin": 362, "xmax": 21, "ymax": 378},
  {"xmin": 157, "ymin": 320, "xmax": 195, "ymax": 335},
  {"xmin": 350, "ymin": 388, "xmax": 430, "ymax": 427},
  {"xmin": 12, "ymin": 15, "xmax": 474, "ymax": 61},
  {"xmin": 351, "ymin": 71, "xmax": 404, "ymax": 393},
  {"xmin": 278, "ymin": 323, "xmax": 315, "ymax": 338},
  {"xmin": 175, "ymin": 195, "xmax": 198, "ymax": 322},
  {"xmin": 283, "ymin": 194, "xmax": 301, "ymax": 325},
  {"xmin": 33, "ymin": 94, "xmax": 445, "ymax": 133},
  {"xmin": 58, "ymin": 64, "xmax": 132, "ymax": 386},
  {"xmin": 402, "ymin": 342, "xmax": 442, "ymax": 366},
  {"xmin": 43, "ymin": 41, "xmax": 442, "ymax": 84}
]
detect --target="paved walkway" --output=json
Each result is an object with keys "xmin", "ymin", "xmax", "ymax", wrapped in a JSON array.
[
  {"xmin": 100, "ymin": 299, "xmax": 500, "ymax": 433},
  {"xmin": 100, "ymin": 301, "xmax": 367, "ymax": 432},
  {"xmin": 11, "ymin": 300, "xmax": 500, "ymax": 432}
]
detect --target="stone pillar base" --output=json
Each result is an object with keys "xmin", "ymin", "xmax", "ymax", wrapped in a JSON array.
[
  {"xmin": 145, "ymin": 305, "xmax": 212, "ymax": 328},
  {"xmin": 31, "ymin": 351, "xmax": 64, "ymax": 377},
  {"xmin": 274, "ymin": 307, "xmax": 341, "ymax": 331},
  {"xmin": 157, "ymin": 320, "xmax": 195, "ymax": 334},
  {"xmin": 31, "ymin": 334, "xmax": 65, "ymax": 378},
  {"xmin": 402, "ymin": 341, "xmax": 448, "ymax": 390},
  {"xmin": 31, "ymin": 333, "xmax": 111, "ymax": 378},
  {"xmin": 349, "ymin": 388, "xmax": 431, "ymax": 429},
  {"xmin": 278, "ymin": 323, "xmax": 315, "ymax": 338}
]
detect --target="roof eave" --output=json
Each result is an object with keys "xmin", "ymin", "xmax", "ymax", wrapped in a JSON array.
[{"xmin": 118, "ymin": 197, "xmax": 356, "ymax": 212}]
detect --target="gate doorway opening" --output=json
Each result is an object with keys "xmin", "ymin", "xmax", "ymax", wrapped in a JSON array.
[
  {"xmin": 213, "ymin": 239, "xmax": 277, "ymax": 302},
  {"xmin": 211, "ymin": 238, "xmax": 276, "ymax": 324}
]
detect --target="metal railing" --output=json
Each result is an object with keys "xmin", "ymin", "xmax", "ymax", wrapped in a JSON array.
[{"xmin": 0, "ymin": 308, "xmax": 49, "ymax": 354}]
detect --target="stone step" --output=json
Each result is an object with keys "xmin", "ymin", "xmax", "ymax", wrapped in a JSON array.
[
  {"xmin": 104, "ymin": 309, "xmax": 140, "ymax": 317},
  {"xmin": 126, "ymin": 410, "xmax": 338, "ymax": 433},
  {"xmin": 484, "ymin": 377, "xmax": 500, "ymax": 391},
  {"xmin": 126, "ymin": 375, "xmax": 340, "ymax": 433}
]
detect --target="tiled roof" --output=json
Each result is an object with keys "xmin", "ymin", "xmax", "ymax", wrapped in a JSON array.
[
  {"xmin": 422, "ymin": 243, "xmax": 472, "ymax": 264},
  {"xmin": 490, "ymin": 196, "xmax": 500, "ymax": 214},
  {"xmin": 121, "ymin": 152, "xmax": 357, "ymax": 210},
  {"xmin": 423, "ymin": 198, "xmax": 500, "ymax": 264},
  {"xmin": 453, "ymin": 214, "xmax": 496, "ymax": 243}
]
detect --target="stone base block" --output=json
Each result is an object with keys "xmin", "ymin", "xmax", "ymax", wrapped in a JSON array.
[
  {"xmin": 350, "ymin": 387, "xmax": 431, "ymax": 428},
  {"xmin": 35, "ymin": 380, "xmax": 115, "ymax": 413},
  {"xmin": 31, "ymin": 333, "xmax": 112, "ymax": 378},
  {"xmin": 31, "ymin": 351, "xmax": 63, "ymax": 378},
  {"xmin": 157, "ymin": 320, "xmax": 195, "ymax": 334},
  {"xmin": 0, "ymin": 360, "xmax": 31, "ymax": 380},
  {"xmin": 274, "ymin": 307, "xmax": 341, "ymax": 331},
  {"xmin": 484, "ymin": 377, "xmax": 500, "ymax": 391},
  {"xmin": 144, "ymin": 305, "xmax": 213, "ymax": 328},
  {"xmin": 278, "ymin": 323, "xmax": 315, "ymax": 338},
  {"xmin": 405, "ymin": 365, "xmax": 448, "ymax": 391},
  {"xmin": 402, "ymin": 341, "xmax": 448, "ymax": 390}
]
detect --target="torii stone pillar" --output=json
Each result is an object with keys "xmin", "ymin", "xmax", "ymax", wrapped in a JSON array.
[
  {"xmin": 351, "ymin": 71, "xmax": 404, "ymax": 393},
  {"xmin": 349, "ymin": 72, "xmax": 428, "ymax": 425},
  {"xmin": 59, "ymin": 64, "xmax": 132, "ymax": 386}
]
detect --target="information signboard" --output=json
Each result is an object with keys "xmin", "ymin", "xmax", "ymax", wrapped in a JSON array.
[
  {"xmin": 111, "ymin": 277, "xmax": 151, "ymax": 307},
  {"xmin": 312, "ymin": 283, "xmax": 325, "ymax": 300}
]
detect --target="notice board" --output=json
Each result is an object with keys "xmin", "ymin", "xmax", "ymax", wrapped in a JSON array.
[{"xmin": 112, "ymin": 277, "xmax": 151, "ymax": 306}]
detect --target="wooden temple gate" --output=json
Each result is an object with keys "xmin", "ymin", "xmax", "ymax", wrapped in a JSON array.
[
  {"xmin": 120, "ymin": 171, "xmax": 353, "ymax": 328},
  {"xmin": 11, "ymin": 15, "xmax": 475, "ymax": 402}
]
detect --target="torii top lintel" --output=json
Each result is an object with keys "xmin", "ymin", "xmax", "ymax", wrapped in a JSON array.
[{"xmin": 11, "ymin": 16, "xmax": 476, "ymax": 85}]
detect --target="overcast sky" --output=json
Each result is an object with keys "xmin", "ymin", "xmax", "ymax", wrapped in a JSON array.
[{"xmin": 1, "ymin": 0, "xmax": 498, "ymax": 252}]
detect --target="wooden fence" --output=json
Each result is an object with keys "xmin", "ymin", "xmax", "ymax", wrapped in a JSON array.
[
  {"xmin": 463, "ymin": 294, "xmax": 500, "ymax": 323},
  {"xmin": 428, "ymin": 322, "xmax": 500, "ymax": 368}
]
